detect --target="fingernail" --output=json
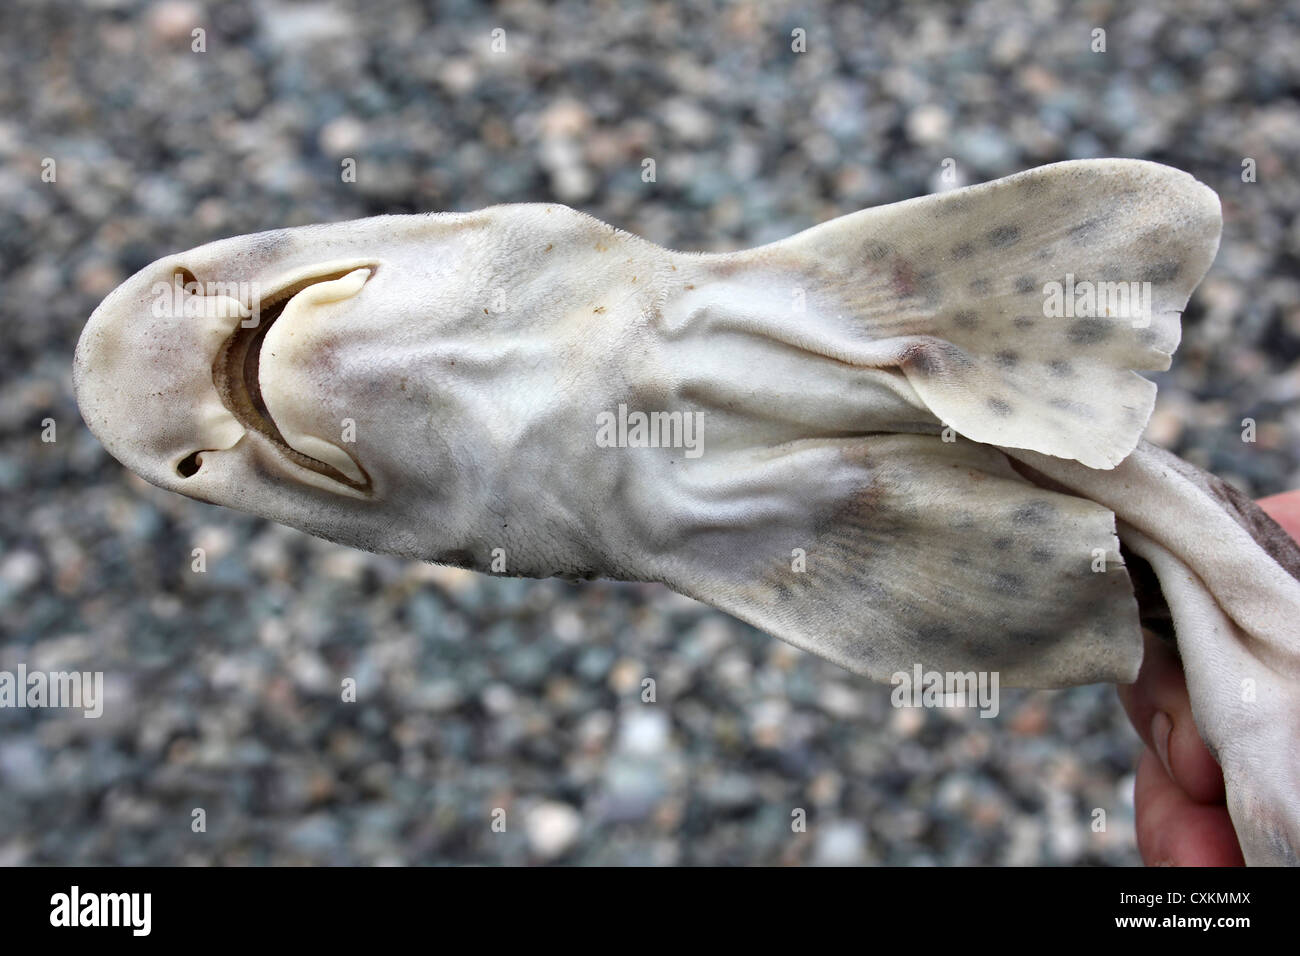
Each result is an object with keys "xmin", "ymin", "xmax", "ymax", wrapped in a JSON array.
[{"xmin": 1151, "ymin": 711, "xmax": 1174, "ymax": 778}]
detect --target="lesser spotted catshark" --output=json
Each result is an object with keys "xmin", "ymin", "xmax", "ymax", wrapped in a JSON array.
[{"xmin": 75, "ymin": 160, "xmax": 1300, "ymax": 864}]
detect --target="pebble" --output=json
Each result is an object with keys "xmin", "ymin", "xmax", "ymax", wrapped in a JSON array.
[
  {"xmin": 616, "ymin": 708, "xmax": 670, "ymax": 757},
  {"xmin": 526, "ymin": 802, "xmax": 582, "ymax": 859},
  {"xmin": 813, "ymin": 820, "xmax": 867, "ymax": 866}
]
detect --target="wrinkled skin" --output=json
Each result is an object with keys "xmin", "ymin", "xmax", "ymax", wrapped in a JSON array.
[{"xmin": 74, "ymin": 160, "xmax": 1300, "ymax": 864}]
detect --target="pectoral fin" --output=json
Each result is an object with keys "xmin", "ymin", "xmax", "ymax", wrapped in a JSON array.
[
  {"xmin": 653, "ymin": 433, "xmax": 1142, "ymax": 688},
  {"xmin": 716, "ymin": 159, "xmax": 1222, "ymax": 469}
]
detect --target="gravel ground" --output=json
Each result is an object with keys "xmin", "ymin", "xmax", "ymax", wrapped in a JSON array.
[{"xmin": 1, "ymin": 0, "xmax": 1298, "ymax": 865}]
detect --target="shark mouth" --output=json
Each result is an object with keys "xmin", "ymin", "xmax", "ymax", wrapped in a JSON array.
[{"xmin": 210, "ymin": 265, "xmax": 376, "ymax": 492}]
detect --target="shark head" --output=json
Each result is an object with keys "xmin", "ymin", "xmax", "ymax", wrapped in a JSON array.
[{"xmin": 74, "ymin": 205, "xmax": 665, "ymax": 564}]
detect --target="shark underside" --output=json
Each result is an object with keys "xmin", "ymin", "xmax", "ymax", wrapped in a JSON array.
[{"xmin": 74, "ymin": 160, "xmax": 1300, "ymax": 864}]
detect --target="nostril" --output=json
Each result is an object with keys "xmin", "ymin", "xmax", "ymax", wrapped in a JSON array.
[
  {"xmin": 176, "ymin": 451, "xmax": 204, "ymax": 477},
  {"xmin": 173, "ymin": 266, "xmax": 198, "ymax": 289}
]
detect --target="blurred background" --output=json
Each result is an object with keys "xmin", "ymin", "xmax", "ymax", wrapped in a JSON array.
[{"xmin": 1, "ymin": 0, "xmax": 1298, "ymax": 865}]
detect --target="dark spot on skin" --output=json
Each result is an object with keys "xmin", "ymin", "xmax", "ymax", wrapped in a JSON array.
[
  {"xmin": 1068, "ymin": 317, "xmax": 1111, "ymax": 345},
  {"xmin": 1141, "ymin": 260, "xmax": 1180, "ymax": 284},
  {"xmin": 1048, "ymin": 397, "xmax": 1086, "ymax": 414},
  {"xmin": 952, "ymin": 242, "xmax": 974, "ymax": 260},
  {"xmin": 987, "ymin": 397, "xmax": 1013, "ymax": 417},
  {"xmin": 993, "ymin": 537, "xmax": 1012, "ymax": 550},
  {"xmin": 1068, "ymin": 218, "xmax": 1100, "ymax": 243},
  {"xmin": 1009, "ymin": 631, "xmax": 1048, "ymax": 647},
  {"xmin": 969, "ymin": 277, "xmax": 991, "ymax": 295},
  {"xmin": 1030, "ymin": 547, "xmax": 1055, "ymax": 563},
  {"xmin": 994, "ymin": 350, "xmax": 1019, "ymax": 369},
  {"xmin": 987, "ymin": 225, "xmax": 1021, "ymax": 248},
  {"xmin": 1014, "ymin": 276, "xmax": 1036, "ymax": 294},
  {"xmin": 245, "ymin": 229, "xmax": 291, "ymax": 260},
  {"xmin": 940, "ymin": 196, "xmax": 972, "ymax": 217},
  {"xmin": 953, "ymin": 310, "xmax": 980, "ymax": 330},
  {"xmin": 892, "ymin": 260, "xmax": 918, "ymax": 298},
  {"xmin": 900, "ymin": 341, "xmax": 975, "ymax": 376},
  {"xmin": 992, "ymin": 572, "xmax": 1023, "ymax": 595},
  {"xmin": 859, "ymin": 578, "xmax": 892, "ymax": 605},
  {"xmin": 960, "ymin": 633, "xmax": 1000, "ymax": 657},
  {"xmin": 1048, "ymin": 359, "xmax": 1072, "ymax": 377},
  {"xmin": 916, "ymin": 271, "xmax": 942, "ymax": 304},
  {"xmin": 951, "ymin": 550, "xmax": 970, "ymax": 567},
  {"xmin": 917, "ymin": 623, "xmax": 956, "ymax": 643},
  {"xmin": 863, "ymin": 241, "xmax": 893, "ymax": 261},
  {"xmin": 1013, "ymin": 501, "xmax": 1054, "ymax": 525}
]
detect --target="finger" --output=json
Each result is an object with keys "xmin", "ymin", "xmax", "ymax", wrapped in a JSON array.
[
  {"xmin": 1117, "ymin": 631, "xmax": 1226, "ymax": 804},
  {"xmin": 1256, "ymin": 490, "xmax": 1300, "ymax": 540},
  {"xmin": 1133, "ymin": 748, "xmax": 1244, "ymax": 866}
]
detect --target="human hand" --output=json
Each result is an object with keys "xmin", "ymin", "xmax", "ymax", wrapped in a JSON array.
[{"xmin": 1116, "ymin": 489, "xmax": 1300, "ymax": 865}]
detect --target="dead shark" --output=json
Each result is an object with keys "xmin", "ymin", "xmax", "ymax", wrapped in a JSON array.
[{"xmin": 73, "ymin": 159, "xmax": 1300, "ymax": 865}]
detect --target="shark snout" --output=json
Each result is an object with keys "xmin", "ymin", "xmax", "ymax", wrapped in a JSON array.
[
  {"xmin": 74, "ymin": 242, "xmax": 377, "ymax": 494},
  {"xmin": 74, "ymin": 255, "xmax": 251, "ymax": 488}
]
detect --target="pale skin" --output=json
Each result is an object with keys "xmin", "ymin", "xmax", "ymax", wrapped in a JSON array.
[{"xmin": 1123, "ymin": 490, "xmax": 1300, "ymax": 866}]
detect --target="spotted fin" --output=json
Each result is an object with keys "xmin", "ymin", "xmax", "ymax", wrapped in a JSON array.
[
  {"xmin": 653, "ymin": 433, "xmax": 1142, "ymax": 688},
  {"xmin": 724, "ymin": 159, "xmax": 1221, "ymax": 469}
]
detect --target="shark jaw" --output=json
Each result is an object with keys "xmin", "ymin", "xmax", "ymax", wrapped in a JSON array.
[{"xmin": 205, "ymin": 263, "xmax": 376, "ymax": 492}]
